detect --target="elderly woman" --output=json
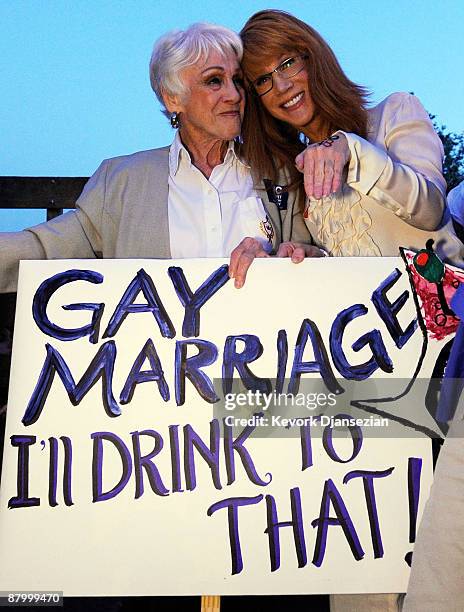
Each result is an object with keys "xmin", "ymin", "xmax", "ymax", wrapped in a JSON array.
[
  {"xmin": 229, "ymin": 10, "xmax": 463, "ymax": 286},
  {"xmin": 0, "ymin": 22, "xmax": 312, "ymax": 294}
]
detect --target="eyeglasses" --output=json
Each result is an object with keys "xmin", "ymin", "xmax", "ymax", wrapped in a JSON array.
[{"xmin": 252, "ymin": 55, "xmax": 308, "ymax": 96}]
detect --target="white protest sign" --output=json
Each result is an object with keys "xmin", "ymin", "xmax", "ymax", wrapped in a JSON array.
[{"xmin": 0, "ymin": 258, "xmax": 439, "ymax": 596}]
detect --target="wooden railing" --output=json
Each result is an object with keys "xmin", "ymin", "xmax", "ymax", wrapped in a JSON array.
[
  {"xmin": 0, "ymin": 177, "xmax": 88, "ymax": 470},
  {"xmin": 0, "ymin": 176, "xmax": 87, "ymax": 219},
  {"xmin": 0, "ymin": 175, "xmax": 89, "ymax": 338}
]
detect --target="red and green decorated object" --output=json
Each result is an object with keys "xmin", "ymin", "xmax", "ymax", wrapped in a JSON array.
[{"xmin": 413, "ymin": 239, "xmax": 445, "ymax": 283}]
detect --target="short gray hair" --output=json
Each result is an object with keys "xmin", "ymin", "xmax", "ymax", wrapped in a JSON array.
[{"xmin": 149, "ymin": 22, "xmax": 243, "ymax": 119}]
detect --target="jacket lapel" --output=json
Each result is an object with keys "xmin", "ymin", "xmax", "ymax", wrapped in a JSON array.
[
  {"xmin": 155, "ymin": 147, "xmax": 171, "ymax": 258},
  {"xmin": 254, "ymin": 178, "xmax": 282, "ymax": 252}
]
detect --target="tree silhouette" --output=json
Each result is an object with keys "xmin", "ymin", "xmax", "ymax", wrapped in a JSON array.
[{"xmin": 430, "ymin": 115, "xmax": 464, "ymax": 192}]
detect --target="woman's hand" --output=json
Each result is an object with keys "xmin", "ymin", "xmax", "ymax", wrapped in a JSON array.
[
  {"xmin": 229, "ymin": 237, "xmax": 270, "ymax": 289},
  {"xmin": 276, "ymin": 241, "xmax": 327, "ymax": 261},
  {"xmin": 295, "ymin": 134, "xmax": 351, "ymax": 199},
  {"xmin": 229, "ymin": 238, "xmax": 327, "ymax": 289}
]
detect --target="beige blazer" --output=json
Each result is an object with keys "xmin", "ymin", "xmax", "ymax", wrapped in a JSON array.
[
  {"xmin": 302, "ymin": 92, "xmax": 464, "ymax": 263},
  {"xmin": 0, "ymin": 146, "xmax": 310, "ymax": 293}
]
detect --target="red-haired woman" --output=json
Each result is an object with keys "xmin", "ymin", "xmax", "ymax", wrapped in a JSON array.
[
  {"xmin": 229, "ymin": 10, "xmax": 462, "ymax": 286},
  {"xmin": 229, "ymin": 8, "xmax": 464, "ymax": 612}
]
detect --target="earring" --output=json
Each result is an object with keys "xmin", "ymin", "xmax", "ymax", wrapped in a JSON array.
[{"xmin": 170, "ymin": 112, "xmax": 180, "ymax": 129}]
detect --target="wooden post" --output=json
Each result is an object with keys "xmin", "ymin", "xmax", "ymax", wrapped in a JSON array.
[{"xmin": 200, "ymin": 595, "xmax": 221, "ymax": 611}]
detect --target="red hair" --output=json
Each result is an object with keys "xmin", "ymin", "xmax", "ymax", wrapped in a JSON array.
[{"xmin": 240, "ymin": 10, "xmax": 369, "ymax": 197}]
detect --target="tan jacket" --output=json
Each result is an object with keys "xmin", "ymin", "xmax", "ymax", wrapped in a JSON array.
[
  {"xmin": 0, "ymin": 146, "xmax": 310, "ymax": 293},
  {"xmin": 302, "ymin": 92, "xmax": 464, "ymax": 263}
]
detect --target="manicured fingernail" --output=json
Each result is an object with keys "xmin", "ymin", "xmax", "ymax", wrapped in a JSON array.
[{"xmin": 234, "ymin": 279, "xmax": 243, "ymax": 289}]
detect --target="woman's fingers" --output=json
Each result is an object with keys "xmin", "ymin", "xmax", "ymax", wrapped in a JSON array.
[
  {"xmin": 303, "ymin": 154, "xmax": 315, "ymax": 198},
  {"xmin": 332, "ymin": 155, "xmax": 345, "ymax": 193},
  {"xmin": 276, "ymin": 242, "xmax": 328, "ymax": 261},
  {"xmin": 229, "ymin": 237, "xmax": 270, "ymax": 289},
  {"xmin": 313, "ymin": 158, "xmax": 325, "ymax": 199},
  {"xmin": 322, "ymin": 159, "xmax": 335, "ymax": 197},
  {"xmin": 296, "ymin": 134, "xmax": 350, "ymax": 199},
  {"xmin": 229, "ymin": 239, "xmax": 328, "ymax": 289},
  {"xmin": 275, "ymin": 242, "xmax": 296, "ymax": 258},
  {"xmin": 300, "ymin": 148, "xmax": 328, "ymax": 199}
]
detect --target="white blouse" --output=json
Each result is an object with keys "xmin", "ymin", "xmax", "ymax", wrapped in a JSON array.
[
  {"xmin": 303, "ymin": 93, "xmax": 463, "ymax": 263},
  {"xmin": 168, "ymin": 132, "xmax": 273, "ymax": 258}
]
